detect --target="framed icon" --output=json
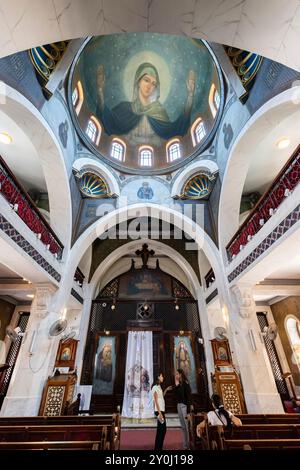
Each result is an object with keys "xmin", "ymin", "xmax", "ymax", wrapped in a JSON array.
[
  {"xmin": 210, "ymin": 338, "xmax": 232, "ymax": 366},
  {"xmin": 55, "ymin": 338, "xmax": 78, "ymax": 369}
]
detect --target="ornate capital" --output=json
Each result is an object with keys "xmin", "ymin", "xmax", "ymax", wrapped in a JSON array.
[
  {"xmin": 231, "ymin": 285, "xmax": 255, "ymax": 319},
  {"xmin": 32, "ymin": 284, "xmax": 57, "ymax": 318}
]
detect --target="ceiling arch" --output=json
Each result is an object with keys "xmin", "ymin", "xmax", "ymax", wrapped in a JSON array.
[
  {"xmin": 218, "ymin": 85, "xmax": 300, "ymax": 260},
  {"xmin": 89, "ymin": 238, "xmax": 201, "ymax": 300},
  {"xmin": 0, "ymin": 85, "xmax": 72, "ymax": 248},
  {"xmin": 0, "ymin": 1, "xmax": 299, "ymax": 71},
  {"xmin": 51, "ymin": 203, "xmax": 227, "ymax": 314}
]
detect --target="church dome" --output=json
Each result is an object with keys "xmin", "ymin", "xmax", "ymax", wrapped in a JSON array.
[{"xmin": 68, "ymin": 33, "xmax": 224, "ymax": 175}]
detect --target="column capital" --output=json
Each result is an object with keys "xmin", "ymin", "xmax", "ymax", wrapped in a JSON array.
[
  {"xmin": 32, "ymin": 283, "xmax": 57, "ymax": 318},
  {"xmin": 230, "ymin": 284, "xmax": 256, "ymax": 319}
]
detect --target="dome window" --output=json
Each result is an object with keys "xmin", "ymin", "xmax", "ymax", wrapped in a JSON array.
[
  {"xmin": 73, "ymin": 80, "xmax": 84, "ymax": 115},
  {"xmin": 167, "ymin": 139, "xmax": 181, "ymax": 162},
  {"xmin": 139, "ymin": 146, "xmax": 153, "ymax": 167},
  {"xmin": 191, "ymin": 118, "xmax": 206, "ymax": 146},
  {"xmin": 86, "ymin": 116, "xmax": 101, "ymax": 145},
  {"xmin": 209, "ymin": 83, "xmax": 220, "ymax": 118},
  {"xmin": 111, "ymin": 139, "xmax": 126, "ymax": 162}
]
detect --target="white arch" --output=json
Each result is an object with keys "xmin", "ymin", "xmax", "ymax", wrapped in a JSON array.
[
  {"xmin": 89, "ymin": 238, "xmax": 201, "ymax": 300},
  {"xmin": 53, "ymin": 203, "xmax": 227, "ymax": 313},
  {"xmin": 73, "ymin": 157, "xmax": 120, "ymax": 196},
  {"xmin": 0, "ymin": 85, "xmax": 72, "ymax": 248},
  {"xmin": 218, "ymin": 85, "xmax": 300, "ymax": 261},
  {"xmin": 0, "ymin": 2, "xmax": 300, "ymax": 71},
  {"xmin": 171, "ymin": 160, "xmax": 218, "ymax": 197}
]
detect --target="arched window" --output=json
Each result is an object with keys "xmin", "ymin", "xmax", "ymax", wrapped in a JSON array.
[
  {"xmin": 191, "ymin": 117, "xmax": 206, "ymax": 146},
  {"xmin": 72, "ymin": 87, "xmax": 78, "ymax": 106},
  {"xmin": 286, "ymin": 316, "xmax": 300, "ymax": 370},
  {"xmin": 209, "ymin": 83, "xmax": 220, "ymax": 118},
  {"xmin": 139, "ymin": 146, "xmax": 153, "ymax": 166},
  {"xmin": 166, "ymin": 139, "xmax": 181, "ymax": 162},
  {"xmin": 73, "ymin": 80, "xmax": 84, "ymax": 115},
  {"xmin": 86, "ymin": 116, "xmax": 101, "ymax": 145},
  {"xmin": 111, "ymin": 138, "xmax": 126, "ymax": 162}
]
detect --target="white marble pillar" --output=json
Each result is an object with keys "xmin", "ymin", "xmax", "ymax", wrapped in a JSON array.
[
  {"xmin": 229, "ymin": 284, "xmax": 284, "ymax": 413},
  {"xmin": 75, "ymin": 284, "xmax": 93, "ymax": 381},
  {"xmin": 196, "ymin": 289, "xmax": 216, "ymax": 395},
  {"xmin": 0, "ymin": 283, "xmax": 61, "ymax": 416}
]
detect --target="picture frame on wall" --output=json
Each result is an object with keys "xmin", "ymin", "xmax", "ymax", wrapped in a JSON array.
[
  {"xmin": 55, "ymin": 338, "xmax": 78, "ymax": 369},
  {"xmin": 210, "ymin": 338, "xmax": 232, "ymax": 366}
]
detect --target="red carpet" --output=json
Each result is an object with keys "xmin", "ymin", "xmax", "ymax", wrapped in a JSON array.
[{"xmin": 120, "ymin": 428, "xmax": 184, "ymax": 450}]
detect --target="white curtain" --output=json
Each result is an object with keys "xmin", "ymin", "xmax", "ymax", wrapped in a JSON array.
[{"xmin": 122, "ymin": 331, "xmax": 154, "ymax": 419}]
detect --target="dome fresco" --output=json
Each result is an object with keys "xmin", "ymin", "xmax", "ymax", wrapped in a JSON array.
[{"xmin": 69, "ymin": 33, "xmax": 223, "ymax": 175}]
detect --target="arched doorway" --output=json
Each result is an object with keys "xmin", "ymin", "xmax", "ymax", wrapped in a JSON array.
[{"xmin": 80, "ymin": 257, "xmax": 209, "ymax": 414}]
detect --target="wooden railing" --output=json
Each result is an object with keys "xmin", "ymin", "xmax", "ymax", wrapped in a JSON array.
[
  {"xmin": 74, "ymin": 267, "xmax": 85, "ymax": 287},
  {"xmin": 226, "ymin": 145, "xmax": 300, "ymax": 261},
  {"xmin": 0, "ymin": 156, "xmax": 63, "ymax": 258}
]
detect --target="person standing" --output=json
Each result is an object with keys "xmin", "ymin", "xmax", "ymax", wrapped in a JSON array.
[
  {"xmin": 174, "ymin": 368, "xmax": 192, "ymax": 450},
  {"xmin": 151, "ymin": 372, "xmax": 170, "ymax": 451}
]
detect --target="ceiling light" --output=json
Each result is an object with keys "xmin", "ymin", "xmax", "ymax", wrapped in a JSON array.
[
  {"xmin": 276, "ymin": 137, "xmax": 290, "ymax": 149},
  {"xmin": 26, "ymin": 294, "xmax": 34, "ymax": 299},
  {"xmin": 0, "ymin": 132, "xmax": 13, "ymax": 144}
]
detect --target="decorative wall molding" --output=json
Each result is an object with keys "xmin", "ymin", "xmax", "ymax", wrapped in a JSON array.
[
  {"xmin": 228, "ymin": 204, "xmax": 300, "ymax": 283},
  {"xmin": 0, "ymin": 213, "xmax": 61, "ymax": 282},
  {"xmin": 231, "ymin": 285, "xmax": 255, "ymax": 318},
  {"xmin": 32, "ymin": 284, "xmax": 57, "ymax": 318}
]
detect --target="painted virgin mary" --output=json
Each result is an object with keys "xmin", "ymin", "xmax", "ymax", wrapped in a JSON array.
[{"xmin": 96, "ymin": 62, "xmax": 195, "ymax": 145}]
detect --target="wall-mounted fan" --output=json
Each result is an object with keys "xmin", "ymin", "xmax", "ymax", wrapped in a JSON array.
[
  {"xmin": 6, "ymin": 326, "xmax": 24, "ymax": 342},
  {"xmin": 214, "ymin": 326, "xmax": 227, "ymax": 341},
  {"xmin": 48, "ymin": 319, "xmax": 67, "ymax": 338},
  {"xmin": 262, "ymin": 323, "xmax": 278, "ymax": 341}
]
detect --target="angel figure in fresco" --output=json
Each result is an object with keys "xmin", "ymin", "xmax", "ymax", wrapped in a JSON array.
[
  {"xmin": 96, "ymin": 342, "xmax": 112, "ymax": 382},
  {"xmin": 96, "ymin": 62, "xmax": 196, "ymax": 145},
  {"xmin": 175, "ymin": 340, "xmax": 191, "ymax": 379}
]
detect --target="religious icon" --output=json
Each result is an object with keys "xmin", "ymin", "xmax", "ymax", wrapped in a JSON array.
[
  {"xmin": 175, "ymin": 340, "xmax": 191, "ymax": 378},
  {"xmin": 60, "ymin": 346, "xmax": 71, "ymax": 361},
  {"xmin": 173, "ymin": 336, "xmax": 197, "ymax": 393},
  {"xmin": 211, "ymin": 339, "xmax": 232, "ymax": 366},
  {"xmin": 55, "ymin": 338, "xmax": 78, "ymax": 369},
  {"xmin": 96, "ymin": 62, "xmax": 196, "ymax": 146},
  {"xmin": 137, "ymin": 182, "xmax": 154, "ymax": 200},
  {"xmin": 93, "ymin": 335, "xmax": 117, "ymax": 395},
  {"xmin": 217, "ymin": 346, "xmax": 228, "ymax": 362},
  {"xmin": 127, "ymin": 364, "xmax": 150, "ymax": 397},
  {"xmin": 96, "ymin": 342, "xmax": 113, "ymax": 382}
]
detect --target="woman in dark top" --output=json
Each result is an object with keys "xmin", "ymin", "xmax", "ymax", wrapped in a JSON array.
[{"xmin": 174, "ymin": 368, "xmax": 192, "ymax": 450}]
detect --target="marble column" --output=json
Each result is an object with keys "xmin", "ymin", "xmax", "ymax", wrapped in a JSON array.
[
  {"xmin": 0, "ymin": 283, "xmax": 60, "ymax": 416},
  {"xmin": 229, "ymin": 283, "xmax": 284, "ymax": 413},
  {"xmin": 196, "ymin": 289, "xmax": 216, "ymax": 395}
]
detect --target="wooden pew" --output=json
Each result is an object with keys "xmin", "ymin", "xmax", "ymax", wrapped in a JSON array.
[
  {"xmin": 188, "ymin": 413, "xmax": 300, "ymax": 450},
  {"xmin": 224, "ymin": 438, "xmax": 300, "ymax": 450},
  {"xmin": 236, "ymin": 414, "xmax": 300, "ymax": 425},
  {"xmin": 208, "ymin": 424, "xmax": 300, "ymax": 450},
  {"xmin": 0, "ymin": 414, "xmax": 121, "ymax": 450},
  {"xmin": 0, "ymin": 440, "xmax": 102, "ymax": 450}
]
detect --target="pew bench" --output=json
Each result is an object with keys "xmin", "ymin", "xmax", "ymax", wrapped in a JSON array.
[
  {"xmin": 0, "ymin": 440, "xmax": 102, "ymax": 450},
  {"xmin": 224, "ymin": 438, "xmax": 300, "ymax": 450},
  {"xmin": 0, "ymin": 416, "xmax": 121, "ymax": 450}
]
